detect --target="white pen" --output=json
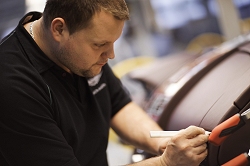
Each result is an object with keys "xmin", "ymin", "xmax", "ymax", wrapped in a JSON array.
[{"xmin": 150, "ymin": 130, "xmax": 211, "ymax": 138}]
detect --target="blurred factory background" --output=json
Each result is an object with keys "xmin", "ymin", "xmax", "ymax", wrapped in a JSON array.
[
  {"xmin": 1, "ymin": 0, "xmax": 250, "ymax": 57},
  {"xmin": 1, "ymin": 0, "xmax": 250, "ymax": 165}
]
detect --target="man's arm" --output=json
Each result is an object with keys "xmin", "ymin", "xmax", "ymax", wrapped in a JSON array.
[
  {"xmin": 111, "ymin": 102, "xmax": 208, "ymax": 166},
  {"xmin": 111, "ymin": 102, "xmax": 168, "ymax": 155},
  {"xmin": 127, "ymin": 156, "xmax": 163, "ymax": 166}
]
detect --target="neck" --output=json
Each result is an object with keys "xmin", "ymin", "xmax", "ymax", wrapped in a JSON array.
[
  {"xmin": 25, "ymin": 19, "xmax": 52, "ymax": 59},
  {"xmin": 34, "ymin": 19, "xmax": 68, "ymax": 72},
  {"xmin": 29, "ymin": 20, "xmax": 36, "ymax": 40},
  {"xmin": 25, "ymin": 18, "xmax": 71, "ymax": 73}
]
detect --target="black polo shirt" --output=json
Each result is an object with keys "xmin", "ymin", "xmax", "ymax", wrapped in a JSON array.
[{"xmin": 0, "ymin": 12, "xmax": 131, "ymax": 166}]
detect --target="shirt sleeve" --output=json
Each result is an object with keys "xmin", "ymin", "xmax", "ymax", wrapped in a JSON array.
[{"xmin": 103, "ymin": 64, "xmax": 132, "ymax": 117}]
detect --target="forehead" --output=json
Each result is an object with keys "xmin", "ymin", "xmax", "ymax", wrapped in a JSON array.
[{"xmin": 81, "ymin": 10, "xmax": 125, "ymax": 43}]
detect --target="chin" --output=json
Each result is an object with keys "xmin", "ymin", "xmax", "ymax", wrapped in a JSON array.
[
  {"xmin": 82, "ymin": 68, "xmax": 102, "ymax": 78},
  {"xmin": 92, "ymin": 70, "xmax": 102, "ymax": 77},
  {"xmin": 94, "ymin": 66, "xmax": 103, "ymax": 74}
]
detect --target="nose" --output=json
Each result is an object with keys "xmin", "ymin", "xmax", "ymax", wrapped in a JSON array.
[
  {"xmin": 108, "ymin": 49, "xmax": 115, "ymax": 60},
  {"xmin": 102, "ymin": 45, "xmax": 115, "ymax": 60},
  {"xmin": 107, "ymin": 45, "xmax": 115, "ymax": 59}
]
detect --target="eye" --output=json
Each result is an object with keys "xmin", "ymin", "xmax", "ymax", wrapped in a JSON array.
[{"xmin": 95, "ymin": 43, "xmax": 106, "ymax": 47}]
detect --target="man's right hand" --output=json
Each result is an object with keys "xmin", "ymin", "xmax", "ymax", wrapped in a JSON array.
[{"xmin": 160, "ymin": 126, "xmax": 208, "ymax": 166}]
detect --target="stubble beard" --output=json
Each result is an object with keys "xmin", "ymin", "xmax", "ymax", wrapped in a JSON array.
[{"xmin": 55, "ymin": 47, "xmax": 99, "ymax": 78}]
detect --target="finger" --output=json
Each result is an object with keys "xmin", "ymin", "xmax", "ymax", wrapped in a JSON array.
[
  {"xmin": 193, "ymin": 148, "xmax": 208, "ymax": 165},
  {"xmin": 181, "ymin": 126, "xmax": 205, "ymax": 139},
  {"xmin": 190, "ymin": 134, "xmax": 208, "ymax": 147},
  {"xmin": 158, "ymin": 138, "xmax": 170, "ymax": 155},
  {"xmin": 186, "ymin": 145, "xmax": 208, "ymax": 162},
  {"xmin": 196, "ymin": 147, "xmax": 208, "ymax": 160},
  {"xmin": 192, "ymin": 143, "xmax": 208, "ymax": 155}
]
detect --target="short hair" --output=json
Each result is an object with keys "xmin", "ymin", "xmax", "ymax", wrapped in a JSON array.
[{"xmin": 43, "ymin": 0, "xmax": 129, "ymax": 34}]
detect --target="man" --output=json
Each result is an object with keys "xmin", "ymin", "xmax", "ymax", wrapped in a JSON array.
[{"xmin": 0, "ymin": 0, "xmax": 208, "ymax": 165}]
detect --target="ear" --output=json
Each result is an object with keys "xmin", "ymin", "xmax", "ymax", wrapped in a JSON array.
[{"xmin": 50, "ymin": 18, "xmax": 69, "ymax": 42}]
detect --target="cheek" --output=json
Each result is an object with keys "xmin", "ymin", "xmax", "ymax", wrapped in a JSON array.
[
  {"xmin": 68, "ymin": 43, "xmax": 86, "ymax": 60},
  {"xmin": 74, "ymin": 48, "xmax": 99, "ymax": 67},
  {"xmin": 68, "ymin": 41, "xmax": 102, "ymax": 64},
  {"xmin": 81, "ymin": 48, "xmax": 102, "ymax": 61}
]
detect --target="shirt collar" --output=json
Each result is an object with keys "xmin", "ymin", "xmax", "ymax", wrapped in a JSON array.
[{"xmin": 16, "ymin": 12, "xmax": 55, "ymax": 74}]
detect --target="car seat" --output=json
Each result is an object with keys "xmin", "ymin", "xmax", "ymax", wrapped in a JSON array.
[
  {"xmin": 126, "ymin": 33, "xmax": 250, "ymax": 165},
  {"xmin": 155, "ymin": 34, "xmax": 250, "ymax": 165}
]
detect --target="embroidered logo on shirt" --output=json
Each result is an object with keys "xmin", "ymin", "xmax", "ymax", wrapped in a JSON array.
[
  {"xmin": 87, "ymin": 71, "xmax": 106, "ymax": 95},
  {"xmin": 92, "ymin": 83, "xmax": 106, "ymax": 95}
]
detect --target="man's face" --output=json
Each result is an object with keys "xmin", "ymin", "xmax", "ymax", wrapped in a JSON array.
[{"xmin": 54, "ymin": 10, "xmax": 125, "ymax": 77}]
